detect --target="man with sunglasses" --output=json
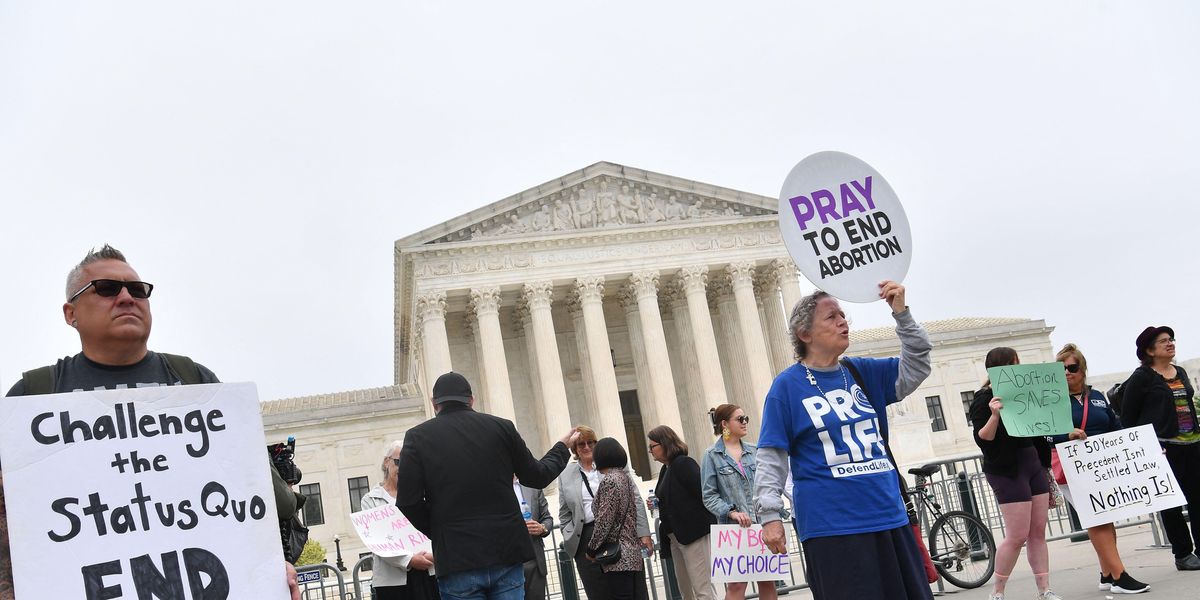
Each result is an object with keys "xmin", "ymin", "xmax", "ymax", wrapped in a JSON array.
[{"xmin": 0, "ymin": 245, "xmax": 301, "ymax": 600}]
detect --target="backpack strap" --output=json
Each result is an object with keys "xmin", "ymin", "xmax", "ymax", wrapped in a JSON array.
[
  {"xmin": 20, "ymin": 366, "xmax": 55, "ymax": 396},
  {"xmin": 160, "ymin": 353, "xmax": 203, "ymax": 385}
]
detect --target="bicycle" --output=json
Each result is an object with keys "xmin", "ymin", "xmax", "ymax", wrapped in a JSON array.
[{"xmin": 904, "ymin": 464, "xmax": 996, "ymax": 589}]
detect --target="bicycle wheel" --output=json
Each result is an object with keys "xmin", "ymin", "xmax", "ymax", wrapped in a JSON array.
[{"xmin": 927, "ymin": 510, "xmax": 995, "ymax": 589}]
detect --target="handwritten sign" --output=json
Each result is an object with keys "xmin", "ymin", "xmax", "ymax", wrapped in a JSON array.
[
  {"xmin": 349, "ymin": 504, "xmax": 432, "ymax": 557},
  {"xmin": 709, "ymin": 525, "xmax": 792, "ymax": 583},
  {"xmin": 987, "ymin": 362, "xmax": 1072, "ymax": 437},
  {"xmin": 0, "ymin": 383, "xmax": 287, "ymax": 599},
  {"xmin": 1057, "ymin": 425, "xmax": 1186, "ymax": 528},
  {"xmin": 778, "ymin": 151, "xmax": 912, "ymax": 303}
]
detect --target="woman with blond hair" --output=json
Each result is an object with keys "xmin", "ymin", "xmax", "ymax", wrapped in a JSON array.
[
  {"xmin": 558, "ymin": 425, "xmax": 654, "ymax": 600},
  {"xmin": 1049, "ymin": 344, "xmax": 1149, "ymax": 593},
  {"xmin": 361, "ymin": 441, "xmax": 438, "ymax": 600}
]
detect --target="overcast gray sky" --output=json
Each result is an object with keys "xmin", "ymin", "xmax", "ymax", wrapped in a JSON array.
[{"xmin": 2, "ymin": 1, "xmax": 1196, "ymax": 401}]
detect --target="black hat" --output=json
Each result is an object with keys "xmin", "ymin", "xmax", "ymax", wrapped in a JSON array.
[
  {"xmin": 1135, "ymin": 326, "xmax": 1175, "ymax": 361},
  {"xmin": 432, "ymin": 372, "xmax": 472, "ymax": 404}
]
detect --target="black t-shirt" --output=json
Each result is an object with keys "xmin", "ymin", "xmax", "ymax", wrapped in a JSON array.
[{"xmin": 5, "ymin": 351, "xmax": 219, "ymax": 397}]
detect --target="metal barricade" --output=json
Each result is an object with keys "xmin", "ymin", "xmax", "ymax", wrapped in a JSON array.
[
  {"xmin": 351, "ymin": 555, "xmax": 373, "ymax": 600},
  {"xmin": 296, "ymin": 563, "xmax": 350, "ymax": 600}
]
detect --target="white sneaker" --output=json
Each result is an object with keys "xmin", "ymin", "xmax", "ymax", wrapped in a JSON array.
[
  {"xmin": 988, "ymin": 595, "xmax": 1004, "ymax": 600},
  {"xmin": 1035, "ymin": 590, "xmax": 1062, "ymax": 600}
]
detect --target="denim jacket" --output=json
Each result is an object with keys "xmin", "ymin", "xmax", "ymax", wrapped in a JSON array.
[{"xmin": 701, "ymin": 438, "xmax": 787, "ymax": 524}]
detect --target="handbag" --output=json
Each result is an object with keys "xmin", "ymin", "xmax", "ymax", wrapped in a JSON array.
[
  {"xmin": 590, "ymin": 479, "xmax": 630, "ymax": 566},
  {"xmin": 1050, "ymin": 389, "xmax": 1089, "ymax": 484}
]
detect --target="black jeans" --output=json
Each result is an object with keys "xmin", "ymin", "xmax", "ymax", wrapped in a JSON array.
[{"xmin": 1161, "ymin": 443, "xmax": 1200, "ymax": 558}]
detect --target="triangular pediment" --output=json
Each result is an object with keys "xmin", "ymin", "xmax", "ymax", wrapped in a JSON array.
[{"xmin": 397, "ymin": 161, "xmax": 779, "ymax": 247}]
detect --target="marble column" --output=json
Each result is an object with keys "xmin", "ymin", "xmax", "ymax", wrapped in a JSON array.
[
  {"xmin": 759, "ymin": 271, "xmax": 794, "ymax": 374},
  {"xmin": 463, "ymin": 306, "xmax": 489, "ymax": 413},
  {"xmin": 664, "ymin": 281, "xmax": 707, "ymax": 451},
  {"xmin": 524, "ymin": 281, "xmax": 573, "ymax": 443},
  {"xmin": 416, "ymin": 290, "xmax": 452, "ymax": 398},
  {"xmin": 575, "ymin": 276, "xmax": 627, "ymax": 449},
  {"xmin": 677, "ymin": 266, "xmax": 729, "ymax": 411},
  {"xmin": 516, "ymin": 302, "xmax": 549, "ymax": 451},
  {"xmin": 772, "ymin": 257, "xmax": 803, "ymax": 317},
  {"xmin": 627, "ymin": 271, "xmax": 684, "ymax": 436},
  {"xmin": 712, "ymin": 281, "xmax": 751, "ymax": 409},
  {"xmin": 470, "ymin": 286, "xmax": 516, "ymax": 422},
  {"xmin": 566, "ymin": 296, "xmax": 598, "ymax": 428},
  {"xmin": 620, "ymin": 287, "xmax": 659, "ymax": 430},
  {"xmin": 727, "ymin": 262, "xmax": 773, "ymax": 433}
]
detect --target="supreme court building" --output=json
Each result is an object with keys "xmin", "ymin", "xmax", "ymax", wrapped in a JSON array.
[{"xmin": 262, "ymin": 161, "xmax": 1058, "ymax": 564}]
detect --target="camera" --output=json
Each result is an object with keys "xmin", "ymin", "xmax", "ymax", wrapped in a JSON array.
[{"xmin": 268, "ymin": 435, "xmax": 303, "ymax": 485}]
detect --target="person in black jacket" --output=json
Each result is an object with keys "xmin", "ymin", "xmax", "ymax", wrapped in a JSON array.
[
  {"xmin": 969, "ymin": 347, "xmax": 1064, "ymax": 600},
  {"xmin": 396, "ymin": 372, "xmax": 579, "ymax": 600},
  {"xmin": 1121, "ymin": 326, "xmax": 1200, "ymax": 571},
  {"xmin": 648, "ymin": 425, "xmax": 716, "ymax": 600}
]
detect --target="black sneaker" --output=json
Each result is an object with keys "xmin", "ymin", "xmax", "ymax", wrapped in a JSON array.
[
  {"xmin": 1110, "ymin": 572, "xmax": 1150, "ymax": 594},
  {"xmin": 1176, "ymin": 554, "xmax": 1200, "ymax": 570},
  {"xmin": 1099, "ymin": 573, "xmax": 1112, "ymax": 591}
]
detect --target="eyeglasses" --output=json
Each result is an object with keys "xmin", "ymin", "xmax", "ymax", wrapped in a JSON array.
[
  {"xmin": 647, "ymin": 443, "xmax": 660, "ymax": 452},
  {"xmin": 68, "ymin": 279, "xmax": 154, "ymax": 302},
  {"xmin": 1157, "ymin": 337, "xmax": 1176, "ymax": 345},
  {"xmin": 576, "ymin": 440, "xmax": 597, "ymax": 449},
  {"xmin": 1063, "ymin": 363, "xmax": 1080, "ymax": 374},
  {"xmin": 734, "ymin": 416, "xmax": 751, "ymax": 424}
]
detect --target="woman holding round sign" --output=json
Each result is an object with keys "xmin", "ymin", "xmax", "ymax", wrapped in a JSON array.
[
  {"xmin": 753, "ymin": 281, "xmax": 934, "ymax": 600},
  {"xmin": 1121, "ymin": 326, "xmax": 1200, "ymax": 572},
  {"xmin": 970, "ymin": 348, "xmax": 1065, "ymax": 600},
  {"xmin": 1047, "ymin": 344, "xmax": 1149, "ymax": 594}
]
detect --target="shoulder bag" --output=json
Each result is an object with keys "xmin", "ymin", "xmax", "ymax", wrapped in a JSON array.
[{"xmin": 1050, "ymin": 389, "xmax": 1089, "ymax": 484}]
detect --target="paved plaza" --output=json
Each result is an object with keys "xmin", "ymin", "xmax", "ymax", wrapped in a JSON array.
[{"xmin": 787, "ymin": 523, "xmax": 1194, "ymax": 599}]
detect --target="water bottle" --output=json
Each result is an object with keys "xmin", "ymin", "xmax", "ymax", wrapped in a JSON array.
[
  {"xmin": 521, "ymin": 499, "xmax": 532, "ymax": 521},
  {"xmin": 647, "ymin": 490, "xmax": 658, "ymax": 517}
]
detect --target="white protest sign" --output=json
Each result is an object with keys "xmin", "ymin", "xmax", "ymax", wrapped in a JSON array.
[
  {"xmin": 709, "ymin": 525, "xmax": 792, "ymax": 583},
  {"xmin": 778, "ymin": 151, "xmax": 912, "ymax": 302},
  {"xmin": 0, "ymin": 383, "xmax": 288, "ymax": 600},
  {"xmin": 349, "ymin": 503, "xmax": 432, "ymax": 557},
  {"xmin": 1057, "ymin": 424, "xmax": 1186, "ymax": 529}
]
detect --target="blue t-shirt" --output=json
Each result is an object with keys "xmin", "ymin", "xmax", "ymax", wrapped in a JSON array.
[{"xmin": 758, "ymin": 357, "xmax": 908, "ymax": 541}]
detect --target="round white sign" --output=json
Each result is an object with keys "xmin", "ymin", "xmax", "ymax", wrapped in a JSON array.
[{"xmin": 777, "ymin": 151, "xmax": 912, "ymax": 303}]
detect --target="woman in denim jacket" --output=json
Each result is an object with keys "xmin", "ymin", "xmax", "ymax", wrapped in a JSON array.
[{"xmin": 701, "ymin": 404, "xmax": 783, "ymax": 600}]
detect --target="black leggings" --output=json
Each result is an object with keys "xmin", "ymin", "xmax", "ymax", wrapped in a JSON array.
[{"xmin": 603, "ymin": 570, "xmax": 640, "ymax": 600}]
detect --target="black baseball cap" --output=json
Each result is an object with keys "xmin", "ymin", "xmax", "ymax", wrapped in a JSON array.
[{"xmin": 432, "ymin": 372, "xmax": 472, "ymax": 404}]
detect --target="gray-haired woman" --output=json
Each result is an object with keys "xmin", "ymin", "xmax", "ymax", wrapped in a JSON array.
[
  {"xmin": 361, "ymin": 441, "xmax": 439, "ymax": 600},
  {"xmin": 754, "ymin": 282, "xmax": 933, "ymax": 600}
]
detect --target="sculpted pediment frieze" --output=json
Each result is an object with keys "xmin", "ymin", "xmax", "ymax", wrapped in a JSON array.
[{"xmin": 429, "ymin": 176, "xmax": 775, "ymax": 244}]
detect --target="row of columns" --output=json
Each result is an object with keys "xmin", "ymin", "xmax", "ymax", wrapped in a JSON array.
[{"xmin": 414, "ymin": 258, "xmax": 804, "ymax": 454}]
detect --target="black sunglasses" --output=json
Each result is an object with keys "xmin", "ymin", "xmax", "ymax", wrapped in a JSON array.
[
  {"xmin": 69, "ymin": 279, "xmax": 154, "ymax": 302},
  {"xmin": 734, "ymin": 416, "xmax": 751, "ymax": 424},
  {"xmin": 1063, "ymin": 363, "xmax": 1081, "ymax": 374}
]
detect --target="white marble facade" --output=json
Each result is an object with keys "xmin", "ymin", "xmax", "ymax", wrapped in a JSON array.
[
  {"xmin": 394, "ymin": 162, "xmax": 805, "ymax": 474},
  {"xmin": 265, "ymin": 161, "xmax": 1061, "ymax": 567}
]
